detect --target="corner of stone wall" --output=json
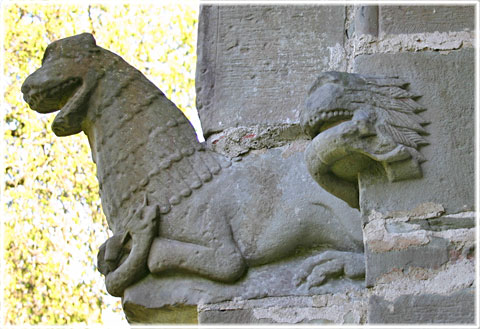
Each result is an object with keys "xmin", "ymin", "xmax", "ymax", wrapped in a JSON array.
[
  {"xmin": 350, "ymin": 4, "xmax": 476, "ymax": 324},
  {"xmin": 363, "ymin": 206, "xmax": 475, "ymax": 323},
  {"xmin": 198, "ymin": 292, "xmax": 368, "ymax": 324},
  {"xmin": 194, "ymin": 4, "xmax": 476, "ymax": 325}
]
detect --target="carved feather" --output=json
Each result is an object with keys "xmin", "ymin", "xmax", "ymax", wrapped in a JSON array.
[
  {"xmin": 379, "ymin": 107, "xmax": 428, "ymax": 134},
  {"xmin": 354, "ymin": 74, "xmax": 430, "ymax": 151}
]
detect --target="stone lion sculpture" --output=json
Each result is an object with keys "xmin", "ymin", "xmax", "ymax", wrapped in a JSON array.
[
  {"xmin": 300, "ymin": 71, "xmax": 429, "ymax": 209},
  {"xmin": 22, "ymin": 33, "xmax": 365, "ymax": 297}
]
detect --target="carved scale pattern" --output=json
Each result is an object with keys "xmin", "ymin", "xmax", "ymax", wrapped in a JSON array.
[{"xmin": 86, "ymin": 56, "xmax": 231, "ymax": 233}]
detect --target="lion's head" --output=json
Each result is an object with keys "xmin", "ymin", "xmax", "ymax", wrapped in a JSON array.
[
  {"xmin": 21, "ymin": 33, "xmax": 119, "ymax": 136},
  {"xmin": 301, "ymin": 71, "xmax": 428, "ymax": 209}
]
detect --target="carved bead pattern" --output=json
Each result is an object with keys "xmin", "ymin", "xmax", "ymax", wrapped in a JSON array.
[
  {"xmin": 134, "ymin": 102, "xmax": 146, "ymax": 114},
  {"xmin": 180, "ymin": 188, "xmax": 192, "ymax": 197},
  {"xmin": 200, "ymin": 173, "xmax": 213, "ymax": 182},
  {"xmin": 139, "ymin": 177, "xmax": 149, "ymax": 187},
  {"xmin": 181, "ymin": 147, "xmax": 195, "ymax": 156},
  {"xmin": 129, "ymin": 185, "xmax": 138, "ymax": 195},
  {"xmin": 159, "ymin": 160, "xmax": 171, "ymax": 170},
  {"xmin": 169, "ymin": 195, "xmax": 181, "ymax": 205},
  {"xmin": 122, "ymin": 112, "xmax": 133, "ymax": 122},
  {"xmin": 169, "ymin": 151, "xmax": 183, "ymax": 162},
  {"xmin": 190, "ymin": 180, "xmax": 203, "ymax": 189},
  {"xmin": 148, "ymin": 167, "xmax": 162, "ymax": 177},
  {"xmin": 86, "ymin": 59, "xmax": 235, "ymax": 231},
  {"xmin": 141, "ymin": 94, "xmax": 157, "ymax": 106},
  {"xmin": 166, "ymin": 120, "xmax": 178, "ymax": 127},
  {"xmin": 121, "ymin": 192, "xmax": 130, "ymax": 203},
  {"xmin": 107, "ymin": 127, "xmax": 116, "ymax": 139},
  {"xmin": 159, "ymin": 204, "xmax": 171, "ymax": 214},
  {"xmin": 222, "ymin": 160, "xmax": 233, "ymax": 168},
  {"xmin": 99, "ymin": 98, "xmax": 113, "ymax": 113},
  {"xmin": 210, "ymin": 162, "xmax": 221, "ymax": 175}
]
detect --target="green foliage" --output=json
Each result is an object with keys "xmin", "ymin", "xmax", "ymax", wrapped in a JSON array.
[{"xmin": 3, "ymin": 3, "xmax": 198, "ymax": 325}]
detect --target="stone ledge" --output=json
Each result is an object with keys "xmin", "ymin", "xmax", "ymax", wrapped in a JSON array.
[
  {"xmin": 206, "ymin": 124, "xmax": 307, "ymax": 158},
  {"xmin": 379, "ymin": 6, "xmax": 475, "ymax": 34},
  {"xmin": 368, "ymin": 288, "xmax": 475, "ymax": 324},
  {"xmin": 198, "ymin": 291, "xmax": 368, "ymax": 324}
]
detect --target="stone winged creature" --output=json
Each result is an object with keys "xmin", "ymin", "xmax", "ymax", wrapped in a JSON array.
[{"xmin": 22, "ymin": 33, "xmax": 365, "ymax": 297}]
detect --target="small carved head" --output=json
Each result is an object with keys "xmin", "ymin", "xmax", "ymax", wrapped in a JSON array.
[{"xmin": 301, "ymin": 72, "xmax": 429, "ymax": 208}]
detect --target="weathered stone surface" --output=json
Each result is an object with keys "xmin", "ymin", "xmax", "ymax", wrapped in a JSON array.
[
  {"xmin": 369, "ymin": 288, "xmax": 475, "ymax": 324},
  {"xmin": 346, "ymin": 48, "xmax": 476, "ymax": 325},
  {"xmin": 207, "ymin": 124, "xmax": 307, "ymax": 158},
  {"xmin": 200, "ymin": 308, "xmax": 259, "ymax": 324},
  {"xmin": 122, "ymin": 146, "xmax": 366, "ymax": 323},
  {"xmin": 124, "ymin": 253, "xmax": 366, "ymax": 323},
  {"xmin": 196, "ymin": 5, "xmax": 346, "ymax": 136},
  {"xmin": 123, "ymin": 303, "xmax": 198, "ymax": 324},
  {"xmin": 198, "ymin": 292, "xmax": 367, "ymax": 324},
  {"xmin": 365, "ymin": 237, "xmax": 449, "ymax": 286},
  {"xmin": 22, "ymin": 8, "xmax": 476, "ymax": 326},
  {"xmin": 355, "ymin": 49, "xmax": 475, "ymax": 214},
  {"xmin": 371, "ymin": 258, "xmax": 475, "ymax": 300},
  {"xmin": 145, "ymin": 145, "xmax": 364, "ymax": 275},
  {"xmin": 354, "ymin": 30, "xmax": 475, "ymax": 55},
  {"xmin": 379, "ymin": 6, "xmax": 475, "ymax": 35},
  {"xmin": 368, "ymin": 257, "xmax": 475, "ymax": 323},
  {"xmin": 363, "ymin": 207, "xmax": 475, "ymax": 286},
  {"xmin": 355, "ymin": 6, "xmax": 378, "ymax": 36},
  {"xmin": 23, "ymin": 34, "xmax": 367, "ymax": 307}
]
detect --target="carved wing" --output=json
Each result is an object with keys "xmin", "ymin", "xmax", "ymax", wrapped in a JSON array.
[{"xmin": 358, "ymin": 76, "xmax": 429, "ymax": 150}]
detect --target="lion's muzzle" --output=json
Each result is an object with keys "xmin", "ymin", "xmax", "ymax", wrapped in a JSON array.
[{"xmin": 22, "ymin": 70, "xmax": 82, "ymax": 114}]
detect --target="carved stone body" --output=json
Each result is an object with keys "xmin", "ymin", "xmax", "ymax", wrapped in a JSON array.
[{"xmin": 22, "ymin": 34, "xmax": 364, "ymax": 297}]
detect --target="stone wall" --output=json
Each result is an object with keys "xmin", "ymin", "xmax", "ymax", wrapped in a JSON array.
[
  {"xmin": 354, "ymin": 6, "xmax": 475, "ymax": 324},
  {"xmin": 195, "ymin": 4, "xmax": 476, "ymax": 324}
]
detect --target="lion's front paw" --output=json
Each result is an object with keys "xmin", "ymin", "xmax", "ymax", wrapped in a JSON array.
[
  {"xmin": 294, "ymin": 251, "xmax": 365, "ymax": 290},
  {"xmin": 126, "ymin": 204, "xmax": 159, "ymax": 237},
  {"xmin": 97, "ymin": 232, "xmax": 129, "ymax": 275}
]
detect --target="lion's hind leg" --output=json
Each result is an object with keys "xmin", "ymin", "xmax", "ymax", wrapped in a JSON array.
[{"xmin": 147, "ymin": 237, "xmax": 246, "ymax": 282}]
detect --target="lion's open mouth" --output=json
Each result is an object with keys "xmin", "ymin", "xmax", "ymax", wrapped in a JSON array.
[
  {"xmin": 311, "ymin": 109, "xmax": 353, "ymax": 135},
  {"xmin": 26, "ymin": 77, "xmax": 82, "ymax": 113}
]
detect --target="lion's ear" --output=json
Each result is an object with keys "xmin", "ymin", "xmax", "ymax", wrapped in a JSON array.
[
  {"xmin": 62, "ymin": 33, "xmax": 97, "ymax": 52},
  {"xmin": 77, "ymin": 32, "xmax": 97, "ymax": 46},
  {"xmin": 43, "ymin": 33, "xmax": 98, "ymax": 65}
]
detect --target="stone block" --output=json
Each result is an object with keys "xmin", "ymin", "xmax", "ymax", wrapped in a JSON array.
[
  {"xmin": 123, "ymin": 303, "xmax": 198, "ymax": 324},
  {"xmin": 368, "ymin": 256, "xmax": 475, "ymax": 324},
  {"xmin": 365, "ymin": 238, "xmax": 449, "ymax": 287},
  {"xmin": 354, "ymin": 49, "xmax": 475, "ymax": 214},
  {"xmin": 355, "ymin": 6, "xmax": 378, "ymax": 36},
  {"xmin": 369, "ymin": 288, "xmax": 475, "ymax": 324},
  {"xmin": 199, "ymin": 308, "xmax": 260, "ymax": 324},
  {"xmin": 198, "ymin": 293, "xmax": 367, "ymax": 324},
  {"xmin": 362, "ymin": 204, "xmax": 475, "ymax": 286},
  {"xmin": 379, "ymin": 6, "xmax": 475, "ymax": 34},
  {"xmin": 196, "ymin": 5, "xmax": 346, "ymax": 136}
]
